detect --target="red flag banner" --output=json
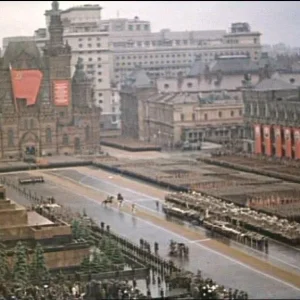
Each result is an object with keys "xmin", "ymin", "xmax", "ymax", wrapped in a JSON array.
[
  {"xmin": 293, "ymin": 128, "xmax": 300, "ymax": 159},
  {"xmin": 274, "ymin": 125, "xmax": 282, "ymax": 158},
  {"xmin": 11, "ymin": 69, "xmax": 43, "ymax": 106},
  {"xmin": 263, "ymin": 125, "xmax": 271, "ymax": 156},
  {"xmin": 284, "ymin": 127, "xmax": 292, "ymax": 158},
  {"xmin": 53, "ymin": 80, "xmax": 70, "ymax": 106},
  {"xmin": 254, "ymin": 124, "xmax": 262, "ymax": 154}
]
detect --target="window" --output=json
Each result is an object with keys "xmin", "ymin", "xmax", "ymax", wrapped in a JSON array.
[
  {"xmin": 192, "ymin": 113, "xmax": 196, "ymax": 121},
  {"xmin": 62, "ymin": 134, "xmax": 69, "ymax": 146},
  {"xmin": 218, "ymin": 111, "xmax": 222, "ymax": 118},
  {"xmin": 136, "ymin": 24, "xmax": 141, "ymax": 31},
  {"xmin": 97, "ymin": 43, "xmax": 101, "ymax": 47},
  {"xmin": 180, "ymin": 113, "xmax": 184, "ymax": 121},
  {"xmin": 24, "ymin": 119, "xmax": 28, "ymax": 130},
  {"xmin": 79, "ymin": 38, "xmax": 83, "ymax": 42},
  {"xmin": 98, "ymin": 57, "xmax": 101, "ymax": 61},
  {"xmin": 187, "ymin": 82, "xmax": 193, "ymax": 88},
  {"xmin": 98, "ymin": 64, "xmax": 102, "ymax": 68},
  {"xmin": 8, "ymin": 129, "xmax": 14, "ymax": 147},
  {"xmin": 30, "ymin": 119, "xmax": 34, "ymax": 129},
  {"xmin": 85, "ymin": 125, "xmax": 90, "ymax": 141},
  {"xmin": 230, "ymin": 111, "xmax": 234, "ymax": 117},
  {"xmin": 98, "ymin": 72, "xmax": 102, "ymax": 75},
  {"xmin": 204, "ymin": 113, "xmax": 208, "ymax": 121},
  {"xmin": 88, "ymin": 43, "xmax": 92, "ymax": 48},
  {"xmin": 129, "ymin": 25, "xmax": 133, "ymax": 31},
  {"xmin": 239, "ymin": 109, "xmax": 242, "ymax": 116},
  {"xmin": 98, "ymin": 79, "xmax": 102, "ymax": 82},
  {"xmin": 98, "ymin": 93, "xmax": 103, "ymax": 97},
  {"xmin": 144, "ymin": 24, "xmax": 149, "ymax": 31},
  {"xmin": 88, "ymin": 58, "xmax": 93, "ymax": 61},
  {"xmin": 46, "ymin": 128, "xmax": 52, "ymax": 143},
  {"xmin": 164, "ymin": 84, "xmax": 169, "ymax": 89},
  {"xmin": 88, "ymin": 38, "xmax": 92, "ymax": 41},
  {"xmin": 79, "ymin": 44, "xmax": 83, "ymax": 48}
]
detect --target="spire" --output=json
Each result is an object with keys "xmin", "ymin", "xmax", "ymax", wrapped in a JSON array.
[{"xmin": 49, "ymin": 1, "xmax": 63, "ymax": 47}]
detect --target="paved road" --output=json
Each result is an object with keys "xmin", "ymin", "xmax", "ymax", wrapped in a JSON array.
[
  {"xmin": 6, "ymin": 168, "xmax": 300, "ymax": 299},
  {"xmin": 53, "ymin": 168, "xmax": 300, "ymax": 272}
]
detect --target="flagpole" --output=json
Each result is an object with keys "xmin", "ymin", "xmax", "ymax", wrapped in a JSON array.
[{"xmin": 9, "ymin": 63, "xmax": 18, "ymax": 113}]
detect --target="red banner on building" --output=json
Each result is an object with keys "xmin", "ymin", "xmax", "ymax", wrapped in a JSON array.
[
  {"xmin": 293, "ymin": 128, "xmax": 300, "ymax": 159},
  {"xmin": 263, "ymin": 125, "xmax": 271, "ymax": 156},
  {"xmin": 53, "ymin": 80, "xmax": 70, "ymax": 106},
  {"xmin": 274, "ymin": 125, "xmax": 282, "ymax": 158},
  {"xmin": 10, "ymin": 69, "xmax": 43, "ymax": 106},
  {"xmin": 254, "ymin": 124, "xmax": 262, "ymax": 154},
  {"xmin": 284, "ymin": 127, "xmax": 292, "ymax": 158}
]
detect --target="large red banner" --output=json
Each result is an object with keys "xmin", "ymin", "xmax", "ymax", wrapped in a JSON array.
[
  {"xmin": 254, "ymin": 124, "xmax": 262, "ymax": 154},
  {"xmin": 293, "ymin": 128, "xmax": 300, "ymax": 159},
  {"xmin": 53, "ymin": 80, "xmax": 70, "ymax": 106},
  {"xmin": 274, "ymin": 125, "xmax": 282, "ymax": 158},
  {"xmin": 284, "ymin": 127, "xmax": 292, "ymax": 158},
  {"xmin": 11, "ymin": 69, "xmax": 43, "ymax": 106},
  {"xmin": 263, "ymin": 125, "xmax": 271, "ymax": 156}
]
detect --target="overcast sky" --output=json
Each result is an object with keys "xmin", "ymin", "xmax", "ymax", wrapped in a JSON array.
[{"xmin": 0, "ymin": 1, "xmax": 299, "ymax": 48}]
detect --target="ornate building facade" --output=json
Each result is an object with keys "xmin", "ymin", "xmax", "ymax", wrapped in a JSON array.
[
  {"xmin": 243, "ymin": 77, "xmax": 300, "ymax": 159},
  {"xmin": 0, "ymin": 1, "xmax": 101, "ymax": 160}
]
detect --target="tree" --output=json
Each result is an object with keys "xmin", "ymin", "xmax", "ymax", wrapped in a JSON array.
[
  {"xmin": 103, "ymin": 238, "xmax": 115, "ymax": 258},
  {"xmin": 30, "ymin": 243, "xmax": 49, "ymax": 283},
  {"xmin": 98, "ymin": 256, "xmax": 111, "ymax": 272},
  {"xmin": 71, "ymin": 219, "xmax": 82, "ymax": 240},
  {"xmin": 110, "ymin": 246, "xmax": 125, "ymax": 266},
  {"xmin": 81, "ymin": 256, "xmax": 91, "ymax": 273},
  {"xmin": 13, "ymin": 242, "xmax": 29, "ymax": 285},
  {"xmin": 0, "ymin": 243, "xmax": 9, "ymax": 283}
]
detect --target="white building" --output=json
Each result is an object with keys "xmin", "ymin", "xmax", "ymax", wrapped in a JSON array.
[{"xmin": 106, "ymin": 20, "xmax": 262, "ymax": 82}]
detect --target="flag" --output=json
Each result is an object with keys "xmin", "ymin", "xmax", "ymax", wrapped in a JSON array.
[{"xmin": 10, "ymin": 68, "xmax": 43, "ymax": 106}]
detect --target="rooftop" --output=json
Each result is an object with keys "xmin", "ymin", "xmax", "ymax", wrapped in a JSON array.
[{"xmin": 254, "ymin": 78, "xmax": 299, "ymax": 91}]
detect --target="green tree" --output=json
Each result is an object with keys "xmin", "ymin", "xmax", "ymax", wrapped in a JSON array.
[
  {"xmin": 110, "ymin": 246, "xmax": 125, "ymax": 265},
  {"xmin": 99, "ymin": 256, "xmax": 111, "ymax": 272},
  {"xmin": 81, "ymin": 256, "xmax": 91, "ymax": 273},
  {"xmin": 30, "ymin": 243, "xmax": 49, "ymax": 283},
  {"xmin": 103, "ymin": 238, "xmax": 115, "ymax": 258},
  {"xmin": 0, "ymin": 243, "xmax": 9, "ymax": 283},
  {"xmin": 13, "ymin": 242, "xmax": 29, "ymax": 285},
  {"xmin": 71, "ymin": 219, "xmax": 81, "ymax": 240}
]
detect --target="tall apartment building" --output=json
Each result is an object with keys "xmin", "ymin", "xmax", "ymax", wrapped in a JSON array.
[{"xmin": 106, "ymin": 20, "xmax": 262, "ymax": 81}]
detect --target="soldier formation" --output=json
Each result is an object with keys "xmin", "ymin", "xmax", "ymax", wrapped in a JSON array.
[
  {"xmin": 169, "ymin": 240, "xmax": 189, "ymax": 259},
  {"xmin": 165, "ymin": 192, "xmax": 300, "ymax": 246}
]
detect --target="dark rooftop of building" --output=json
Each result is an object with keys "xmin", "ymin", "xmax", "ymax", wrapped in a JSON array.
[
  {"xmin": 254, "ymin": 78, "xmax": 299, "ymax": 91},
  {"xmin": 2, "ymin": 41, "xmax": 43, "ymax": 69},
  {"xmin": 210, "ymin": 56, "xmax": 259, "ymax": 74},
  {"xmin": 124, "ymin": 67, "xmax": 153, "ymax": 88}
]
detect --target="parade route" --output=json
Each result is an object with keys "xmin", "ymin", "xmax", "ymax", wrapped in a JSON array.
[{"xmin": 5, "ymin": 166, "xmax": 300, "ymax": 299}]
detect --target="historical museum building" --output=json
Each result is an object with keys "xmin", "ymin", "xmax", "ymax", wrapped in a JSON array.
[
  {"xmin": 0, "ymin": 1, "xmax": 101, "ymax": 160},
  {"xmin": 243, "ymin": 77, "xmax": 300, "ymax": 159}
]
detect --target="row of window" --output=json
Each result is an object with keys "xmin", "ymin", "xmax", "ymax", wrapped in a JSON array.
[
  {"xmin": 78, "ymin": 43, "xmax": 101, "ymax": 48},
  {"xmin": 78, "ymin": 37, "xmax": 101, "ymax": 42},
  {"xmin": 115, "ymin": 50, "xmax": 250, "ymax": 61},
  {"xmin": 116, "ymin": 60, "xmax": 193, "ymax": 67},
  {"xmin": 180, "ymin": 110, "xmax": 242, "ymax": 121}
]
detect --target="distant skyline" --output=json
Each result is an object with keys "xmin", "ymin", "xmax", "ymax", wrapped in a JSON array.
[{"xmin": 0, "ymin": 1, "xmax": 299, "ymax": 49}]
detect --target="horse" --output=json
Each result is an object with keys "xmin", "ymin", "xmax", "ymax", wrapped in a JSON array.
[{"xmin": 102, "ymin": 196, "xmax": 114, "ymax": 206}]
